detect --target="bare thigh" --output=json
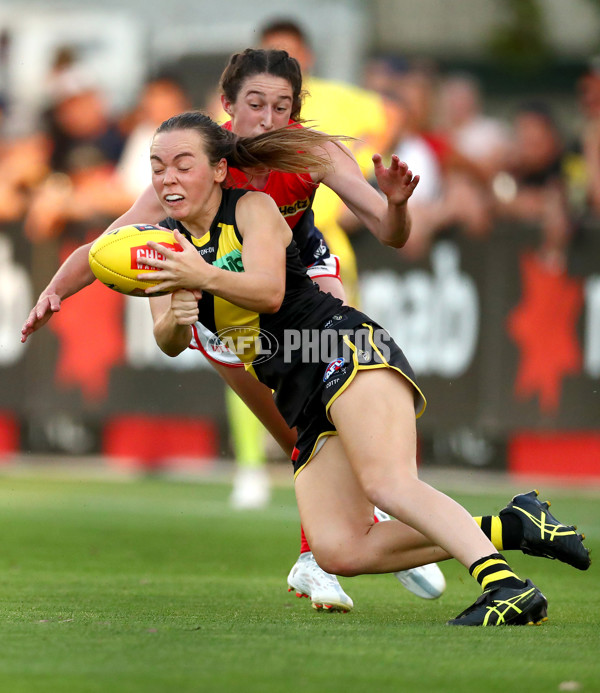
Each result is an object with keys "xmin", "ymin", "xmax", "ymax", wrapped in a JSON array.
[
  {"xmin": 314, "ymin": 275, "xmax": 346, "ymax": 304},
  {"xmin": 294, "ymin": 434, "xmax": 448, "ymax": 575}
]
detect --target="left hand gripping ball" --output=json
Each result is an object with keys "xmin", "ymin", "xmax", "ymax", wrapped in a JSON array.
[{"xmin": 89, "ymin": 224, "xmax": 182, "ymax": 296}]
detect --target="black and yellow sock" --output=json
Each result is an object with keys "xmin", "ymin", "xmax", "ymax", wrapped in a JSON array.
[
  {"xmin": 473, "ymin": 514, "xmax": 523, "ymax": 551},
  {"xmin": 469, "ymin": 553, "xmax": 525, "ymax": 591}
]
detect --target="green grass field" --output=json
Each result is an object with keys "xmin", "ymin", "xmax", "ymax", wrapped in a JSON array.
[{"xmin": 0, "ymin": 471, "xmax": 597, "ymax": 693}]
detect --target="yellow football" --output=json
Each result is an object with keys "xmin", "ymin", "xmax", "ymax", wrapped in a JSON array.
[{"xmin": 89, "ymin": 224, "xmax": 182, "ymax": 296}]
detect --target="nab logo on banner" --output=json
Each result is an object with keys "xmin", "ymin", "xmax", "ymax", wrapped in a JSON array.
[{"xmin": 360, "ymin": 242, "xmax": 479, "ymax": 378}]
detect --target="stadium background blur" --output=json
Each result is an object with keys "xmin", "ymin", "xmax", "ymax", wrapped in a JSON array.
[{"xmin": 1, "ymin": 0, "xmax": 599, "ymax": 481}]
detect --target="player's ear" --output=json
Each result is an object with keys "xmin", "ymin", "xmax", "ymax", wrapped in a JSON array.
[
  {"xmin": 221, "ymin": 94, "xmax": 234, "ymax": 117},
  {"xmin": 214, "ymin": 158, "xmax": 227, "ymax": 183}
]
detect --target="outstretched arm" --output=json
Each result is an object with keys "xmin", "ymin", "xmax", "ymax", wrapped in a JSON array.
[
  {"xmin": 20, "ymin": 243, "xmax": 96, "ymax": 343},
  {"xmin": 317, "ymin": 141, "xmax": 419, "ymax": 248},
  {"xmin": 21, "ymin": 185, "xmax": 164, "ymax": 343}
]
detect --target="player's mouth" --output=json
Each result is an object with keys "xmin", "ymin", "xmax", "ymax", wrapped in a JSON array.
[{"xmin": 165, "ymin": 194, "xmax": 184, "ymax": 204}]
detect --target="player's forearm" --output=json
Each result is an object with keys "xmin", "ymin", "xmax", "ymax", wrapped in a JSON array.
[
  {"xmin": 377, "ymin": 201, "xmax": 412, "ymax": 248},
  {"xmin": 153, "ymin": 310, "xmax": 192, "ymax": 357},
  {"xmin": 204, "ymin": 267, "xmax": 284, "ymax": 314},
  {"xmin": 43, "ymin": 243, "xmax": 96, "ymax": 300}
]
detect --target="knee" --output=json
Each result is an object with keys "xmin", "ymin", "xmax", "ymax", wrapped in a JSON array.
[
  {"xmin": 361, "ymin": 481, "xmax": 396, "ymax": 517},
  {"xmin": 360, "ymin": 472, "xmax": 419, "ymax": 519},
  {"xmin": 310, "ymin": 542, "xmax": 364, "ymax": 578}
]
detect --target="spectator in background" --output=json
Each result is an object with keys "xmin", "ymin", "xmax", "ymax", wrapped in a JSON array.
[
  {"xmin": 438, "ymin": 73, "xmax": 511, "ymax": 183},
  {"xmin": 577, "ymin": 58, "xmax": 600, "ymax": 219},
  {"xmin": 23, "ymin": 142, "xmax": 132, "ymax": 243},
  {"xmin": 398, "ymin": 65, "xmax": 496, "ymax": 249},
  {"xmin": 118, "ymin": 74, "xmax": 192, "ymax": 197},
  {"xmin": 24, "ymin": 79, "xmax": 132, "ymax": 241},
  {"xmin": 494, "ymin": 102, "xmax": 572, "ymax": 270},
  {"xmin": 348, "ymin": 57, "xmax": 497, "ymax": 260},
  {"xmin": 43, "ymin": 46, "xmax": 94, "ymax": 112},
  {"xmin": 45, "ymin": 86, "xmax": 125, "ymax": 174},
  {"xmin": 0, "ymin": 97, "xmax": 50, "ymax": 224},
  {"xmin": 21, "ymin": 49, "xmax": 132, "ymax": 243}
]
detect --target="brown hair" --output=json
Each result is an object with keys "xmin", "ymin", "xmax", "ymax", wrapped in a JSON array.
[
  {"xmin": 154, "ymin": 110, "xmax": 349, "ymax": 175},
  {"xmin": 219, "ymin": 48, "xmax": 305, "ymax": 121},
  {"xmin": 258, "ymin": 19, "xmax": 310, "ymax": 48}
]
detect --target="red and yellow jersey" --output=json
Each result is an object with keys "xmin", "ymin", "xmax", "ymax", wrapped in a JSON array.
[
  {"xmin": 221, "ymin": 120, "xmax": 326, "ymax": 267},
  {"xmin": 221, "ymin": 120, "xmax": 317, "ymax": 231}
]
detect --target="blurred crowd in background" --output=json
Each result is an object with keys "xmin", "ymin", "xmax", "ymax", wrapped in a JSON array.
[{"xmin": 1, "ymin": 16, "xmax": 599, "ymax": 280}]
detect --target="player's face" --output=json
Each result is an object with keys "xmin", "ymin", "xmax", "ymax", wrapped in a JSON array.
[
  {"xmin": 150, "ymin": 129, "xmax": 226, "ymax": 225},
  {"xmin": 223, "ymin": 73, "xmax": 294, "ymax": 137}
]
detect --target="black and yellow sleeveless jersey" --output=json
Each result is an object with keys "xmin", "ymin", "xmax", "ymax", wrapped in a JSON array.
[{"xmin": 160, "ymin": 187, "xmax": 361, "ymax": 424}]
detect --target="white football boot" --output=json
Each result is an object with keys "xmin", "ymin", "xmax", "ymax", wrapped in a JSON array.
[
  {"xmin": 229, "ymin": 466, "xmax": 270, "ymax": 510},
  {"xmin": 287, "ymin": 552, "xmax": 353, "ymax": 612},
  {"xmin": 373, "ymin": 507, "xmax": 446, "ymax": 599}
]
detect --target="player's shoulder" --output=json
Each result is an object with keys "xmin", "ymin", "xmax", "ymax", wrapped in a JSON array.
[{"xmin": 235, "ymin": 188, "xmax": 279, "ymax": 214}]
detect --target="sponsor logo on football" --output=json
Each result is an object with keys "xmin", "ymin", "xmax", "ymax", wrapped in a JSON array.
[
  {"xmin": 130, "ymin": 243, "xmax": 182, "ymax": 270},
  {"xmin": 323, "ymin": 357, "xmax": 345, "ymax": 382},
  {"xmin": 134, "ymin": 224, "xmax": 161, "ymax": 231}
]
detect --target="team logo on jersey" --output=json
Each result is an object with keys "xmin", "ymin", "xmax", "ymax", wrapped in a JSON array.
[
  {"xmin": 323, "ymin": 314, "xmax": 344, "ymax": 329},
  {"xmin": 357, "ymin": 348, "xmax": 371, "ymax": 362},
  {"xmin": 323, "ymin": 357, "xmax": 345, "ymax": 382},
  {"xmin": 314, "ymin": 238, "xmax": 327, "ymax": 258},
  {"xmin": 214, "ymin": 249, "xmax": 244, "ymax": 272}
]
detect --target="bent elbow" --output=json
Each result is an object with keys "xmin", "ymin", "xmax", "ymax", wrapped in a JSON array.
[
  {"xmin": 153, "ymin": 328, "xmax": 190, "ymax": 358},
  {"xmin": 261, "ymin": 290, "xmax": 284, "ymax": 314},
  {"xmin": 384, "ymin": 236, "xmax": 408, "ymax": 250},
  {"xmin": 262, "ymin": 300, "xmax": 283, "ymax": 314},
  {"xmin": 160, "ymin": 344, "xmax": 186, "ymax": 358}
]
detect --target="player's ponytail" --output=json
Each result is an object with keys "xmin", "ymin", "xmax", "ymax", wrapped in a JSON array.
[
  {"xmin": 154, "ymin": 111, "xmax": 350, "ymax": 177},
  {"xmin": 230, "ymin": 127, "xmax": 346, "ymax": 174}
]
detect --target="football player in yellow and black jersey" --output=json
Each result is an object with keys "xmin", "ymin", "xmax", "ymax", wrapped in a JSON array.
[{"xmin": 137, "ymin": 110, "xmax": 589, "ymax": 626}]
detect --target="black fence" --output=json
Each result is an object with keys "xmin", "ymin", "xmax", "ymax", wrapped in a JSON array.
[{"xmin": 2, "ymin": 219, "xmax": 599, "ymax": 470}]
